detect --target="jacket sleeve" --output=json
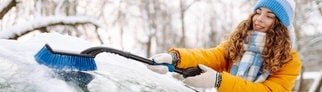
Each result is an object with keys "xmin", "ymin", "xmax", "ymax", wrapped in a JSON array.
[
  {"xmin": 218, "ymin": 50, "xmax": 302, "ymax": 92},
  {"xmin": 169, "ymin": 41, "xmax": 229, "ymax": 72}
]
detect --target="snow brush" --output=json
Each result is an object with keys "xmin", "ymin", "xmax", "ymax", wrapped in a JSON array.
[
  {"xmin": 80, "ymin": 46, "xmax": 202, "ymax": 78},
  {"xmin": 34, "ymin": 44, "xmax": 97, "ymax": 71},
  {"xmin": 34, "ymin": 44, "xmax": 202, "ymax": 77}
]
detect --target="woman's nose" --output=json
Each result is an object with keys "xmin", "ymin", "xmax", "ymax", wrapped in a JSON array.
[{"xmin": 256, "ymin": 15, "xmax": 264, "ymax": 23}]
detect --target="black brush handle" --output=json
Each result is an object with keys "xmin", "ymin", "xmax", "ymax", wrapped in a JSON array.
[
  {"xmin": 45, "ymin": 44, "xmax": 94, "ymax": 57},
  {"xmin": 80, "ymin": 47, "xmax": 202, "ymax": 78},
  {"xmin": 81, "ymin": 47, "xmax": 154, "ymax": 65},
  {"xmin": 174, "ymin": 67, "xmax": 202, "ymax": 78}
]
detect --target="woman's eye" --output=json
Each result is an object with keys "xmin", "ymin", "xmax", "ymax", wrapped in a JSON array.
[{"xmin": 267, "ymin": 16, "xmax": 274, "ymax": 19}]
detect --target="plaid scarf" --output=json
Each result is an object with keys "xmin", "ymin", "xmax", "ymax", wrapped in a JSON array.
[{"xmin": 230, "ymin": 31, "xmax": 270, "ymax": 83}]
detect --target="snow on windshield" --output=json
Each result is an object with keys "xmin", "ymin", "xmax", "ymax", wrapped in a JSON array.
[{"xmin": 0, "ymin": 33, "xmax": 197, "ymax": 92}]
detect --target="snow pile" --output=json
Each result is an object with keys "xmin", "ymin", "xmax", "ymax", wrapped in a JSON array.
[{"xmin": 0, "ymin": 33, "xmax": 195, "ymax": 92}]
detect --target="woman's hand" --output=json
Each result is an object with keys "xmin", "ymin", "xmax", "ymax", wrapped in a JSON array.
[
  {"xmin": 183, "ymin": 64, "xmax": 221, "ymax": 88},
  {"xmin": 147, "ymin": 53, "xmax": 173, "ymax": 74}
]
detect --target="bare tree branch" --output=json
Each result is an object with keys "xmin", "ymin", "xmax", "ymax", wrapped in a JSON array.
[
  {"xmin": 94, "ymin": 27, "xmax": 104, "ymax": 44},
  {"xmin": 0, "ymin": 0, "xmax": 17, "ymax": 19},
  {"xmin": 182, "ymin": 0, "xmax": 199, "ymax": 12},
  {"xmin": 179, "ymin": 0, "xmax": 186, "ymax": 47},
  {"xmin": 0, "ymin": 16, "xmax": 102, "ymax": 39},
  {"xmin": 10, "ymin": 22, "xmax": 97, "ymax": 39},
  {"xmin": 315, "ymin": 0, "xmax": 322, "ymax": 15},
  {"xmin": 179, "ymin": 0, "xmax": 200, "ymax": 47}
]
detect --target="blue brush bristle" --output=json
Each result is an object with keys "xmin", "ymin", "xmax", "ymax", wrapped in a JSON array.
[{"xmin": 34, "ymin": 44, "xmax": 97, "ymax": 71}]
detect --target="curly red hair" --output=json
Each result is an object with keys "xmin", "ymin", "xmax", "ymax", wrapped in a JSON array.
[{"xmin": 225, "ymin": 13, "xmax": 293, "ymax": 72}]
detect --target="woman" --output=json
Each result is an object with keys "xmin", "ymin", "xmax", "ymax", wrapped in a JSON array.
[{"xmin": 147, "ymin": 0, "xmax": 301, "ymax": 91}]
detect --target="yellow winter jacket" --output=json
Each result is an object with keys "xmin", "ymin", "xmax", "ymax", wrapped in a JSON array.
[{"xmin": 169, "ymin": 41, "xmax": 302, "ymax": 92}]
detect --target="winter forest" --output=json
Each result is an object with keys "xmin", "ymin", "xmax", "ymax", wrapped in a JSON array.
[{"xmin": 0, "ymin": 0, "xmax": 321, "ymax": 91}]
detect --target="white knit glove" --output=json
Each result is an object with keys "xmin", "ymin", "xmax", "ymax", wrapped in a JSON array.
[
  {"xmin": 147, "ymin": 53, "xmax": 173, "ymax": 74},
  {"xmin": 183, "ymin": 64, "xmax": 221, "ymax": 88}
]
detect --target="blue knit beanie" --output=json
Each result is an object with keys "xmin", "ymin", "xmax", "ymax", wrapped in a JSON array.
[
  {"xmin": 254, "ymin": 0, "xmax": 297, "ymax": 47},
  {"xmin": 254, "ymin": 0, "xmax": 295, "ymax": 27}
]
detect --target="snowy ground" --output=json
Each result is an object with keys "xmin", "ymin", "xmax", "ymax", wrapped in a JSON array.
[{"xmin": 0, "ymin": 33, "xmax": 199, "ymax": 92}]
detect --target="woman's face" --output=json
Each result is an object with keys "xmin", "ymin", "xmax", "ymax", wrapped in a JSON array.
[{"xmin": 252, "ymin": 8, "xmax": 276, "ymax": 32}]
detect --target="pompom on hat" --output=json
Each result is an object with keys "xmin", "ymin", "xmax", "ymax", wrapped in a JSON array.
[{"xmin": 254, "ymin": 0, "xmax": 297, "ymax": 47}]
